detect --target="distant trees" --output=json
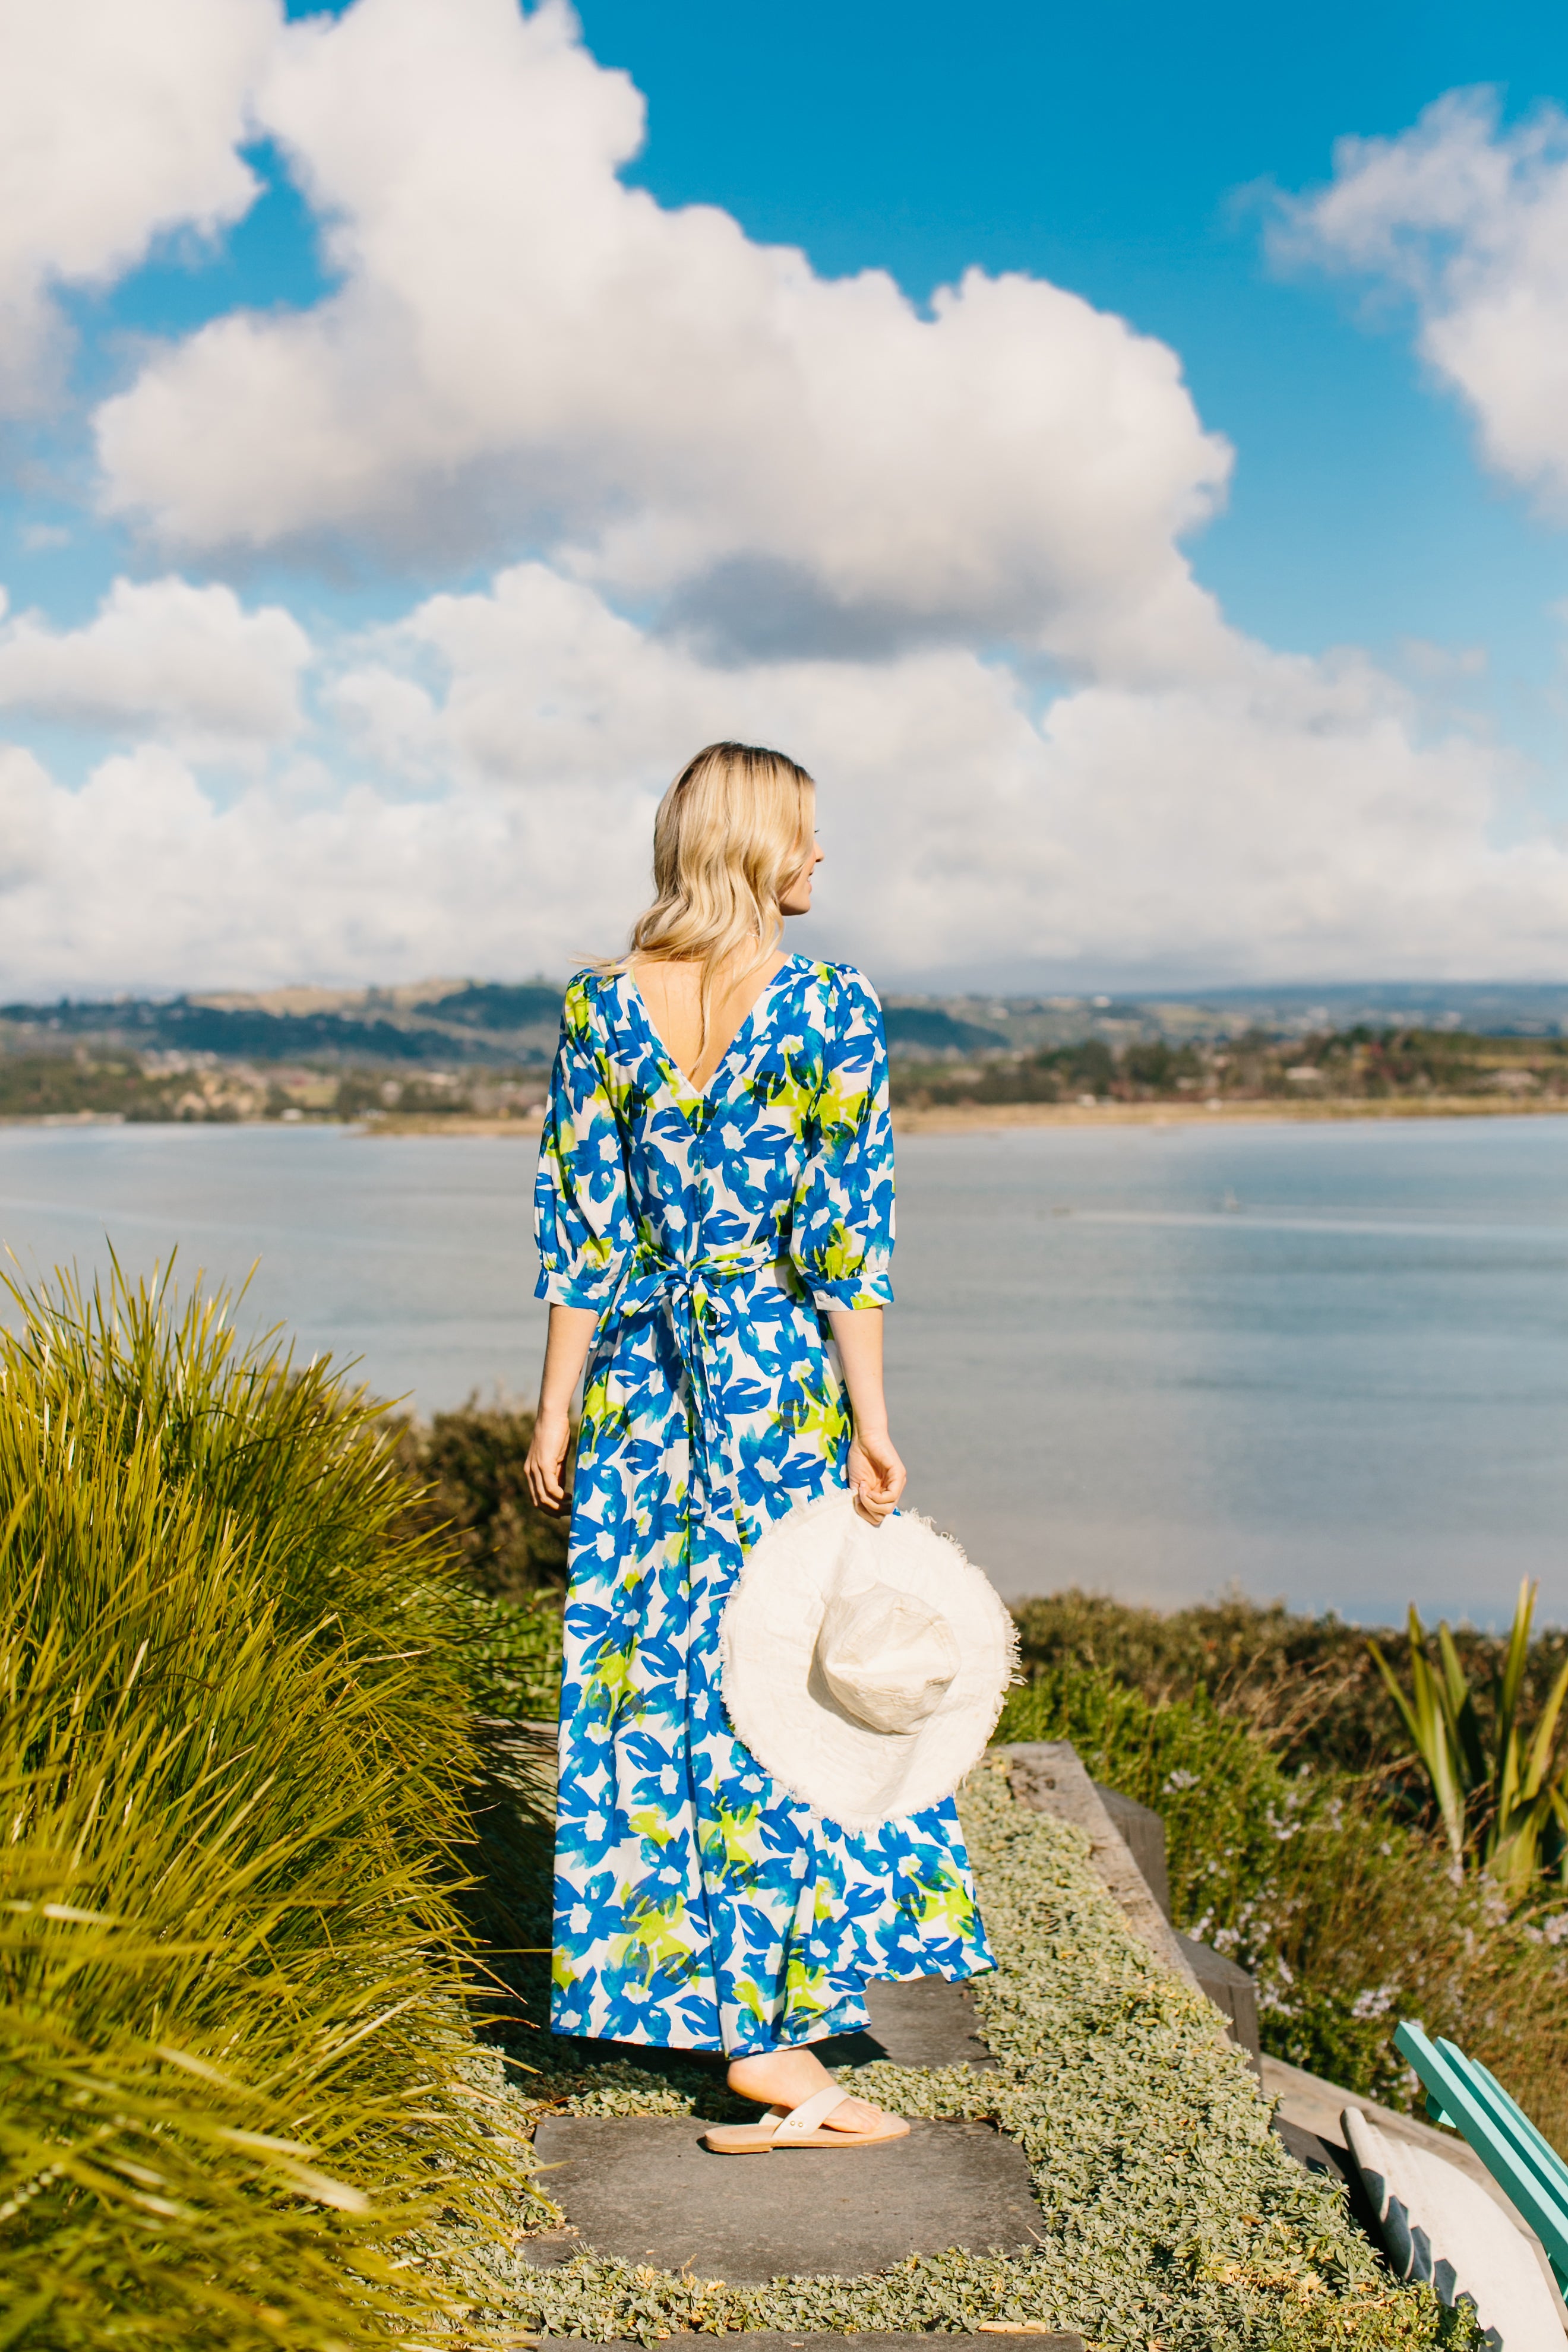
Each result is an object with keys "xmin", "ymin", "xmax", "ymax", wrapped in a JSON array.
[{"xmin": 889, "ymin": 1024, "xmax": 1568, "ymax": 1109}]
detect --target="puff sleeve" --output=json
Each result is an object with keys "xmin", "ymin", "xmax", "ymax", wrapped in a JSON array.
[
  {"xmin": 533, "ymin": 976, "xmax": 634, "ymax": 1310},
  {"xmin": 788, "ymin": 963, "xmax": 896, "ymax": 1311}
]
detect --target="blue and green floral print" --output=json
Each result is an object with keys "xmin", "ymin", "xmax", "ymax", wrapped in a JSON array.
[{"xmin": 535, "ymin": 954, "xmax": 992, "ymax": 2054}]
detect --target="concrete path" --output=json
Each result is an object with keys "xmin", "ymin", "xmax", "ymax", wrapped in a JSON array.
[{"xmin": 814, "ymin": 1974, "xmax": 996, "ymax": 2070}]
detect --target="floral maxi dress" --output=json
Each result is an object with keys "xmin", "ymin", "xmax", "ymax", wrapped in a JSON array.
[{"xmin": 535, "ymin": 954, "xmax": 993, "ymax": 2054}]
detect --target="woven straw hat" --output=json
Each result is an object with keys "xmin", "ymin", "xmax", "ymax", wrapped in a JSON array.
[{"xmin": 717, "ymin": 1491, "xmax": 1017, "ymax": 1831}]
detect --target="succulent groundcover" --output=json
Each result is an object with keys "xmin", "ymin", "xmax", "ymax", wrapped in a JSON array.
[{"xmin": 469, "ymin": 1759, "xmax": 1474, "ymax": 2350}]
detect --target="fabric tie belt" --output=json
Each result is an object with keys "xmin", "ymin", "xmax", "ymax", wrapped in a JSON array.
[{"xmin": 610, "ymin": 1239, "xmax": 794, "ymax": 1525}]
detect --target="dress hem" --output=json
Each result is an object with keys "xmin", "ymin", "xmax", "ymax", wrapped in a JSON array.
[{"xmin": 548, "ymin": 1958, "xmax": 997, "ymax": 2059}]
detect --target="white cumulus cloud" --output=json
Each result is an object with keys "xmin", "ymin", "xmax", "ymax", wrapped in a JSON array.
[
  {"xmin": 0, "ymin": 17, "xmax": 1563, "ymax": 997},
  {"xmin": 330, "ymin": 565, "xmax": 1568, "ymax": 987},
  {"xmin": 93, "ymin": 0, "xmax": 1231, "ymax": 677},
  {"xmin": 4, "ymin": 566, "xmax": 1561, "ymax": 1000},
  {"xmin": 0, "ymin": 577, "xmax": 312, "ymax": 753},
  {"xmin": 0, "ymin": 0, "xmax": 278, "ymax": 415},
  {"xmin": 1276, "ymin": 88, "xmax": 1568, "ymax": 511}
]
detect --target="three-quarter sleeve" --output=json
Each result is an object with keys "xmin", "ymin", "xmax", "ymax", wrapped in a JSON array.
[
  {"xmin": 789, "ymin": 963, "xmax": 896, "ymax": 1311},
  {"xmin": 533, "ymin": 976, "xmax": 634, "ymax": 1310}
]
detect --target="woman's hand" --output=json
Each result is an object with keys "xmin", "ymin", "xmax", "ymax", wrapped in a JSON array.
[
  {"xmin": 524, "ymin": 1402, "xmax": 575, "ymax": 1515},
  {"xmin": 524, "ymin": 1305, "xmax": 598, "ymax": 1516},
  {"xmin": 848, "ymin": 1427, "xmax": 906, "ymax": 1525},
  {"xmin": 827, "ymin": 1306, "xmax": 905, "ymax": 1525}
]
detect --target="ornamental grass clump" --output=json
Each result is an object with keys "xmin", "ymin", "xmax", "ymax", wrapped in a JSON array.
[
  {"xmin": 1370, "ymin": 1580, "xmax": 1568, "ymax": 1891},
  {"xmin": 0, "ymin": 1263, "xmax": 536, "ymax": 2350}
]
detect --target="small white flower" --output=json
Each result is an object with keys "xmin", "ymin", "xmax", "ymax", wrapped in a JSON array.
[{"xmin": 1163, "ymin": 1769, "xmax": 1200, "ymax": 1793}]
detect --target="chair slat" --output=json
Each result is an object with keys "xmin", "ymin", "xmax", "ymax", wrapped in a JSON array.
[
  {"xmin": 1393, "ymin": 2020, "xmax": 1568, "ymax": 2290},
  {"xmin": 1469, "ymin": 2054, "xmax": 1568, "ymax": 2199}
]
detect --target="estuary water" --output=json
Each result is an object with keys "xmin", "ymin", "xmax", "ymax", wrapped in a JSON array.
[{"xmin": 4, "ymin": 1113, "xmax": 1566, "ymax": 1628}]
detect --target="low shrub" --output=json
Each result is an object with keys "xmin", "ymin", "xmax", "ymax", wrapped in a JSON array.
[
  {"xmin": 998, "ymin": 1668, "xmax": 1568, "ymax": 2142},
  {"xmin": 390, "ymin": 1401, "xmax": 570, "ymax": 1596},
  {"xmin": 0, "ymin": 1265, "xmax": 538, "ymax": 2350},
  {"xmin": 1011, "ymin": 1586, "xmax": 1568, "ymax": 1823},
  {"xmin": 463, "ymin": 1589, "xmax": 565, "ymax": 1720}
]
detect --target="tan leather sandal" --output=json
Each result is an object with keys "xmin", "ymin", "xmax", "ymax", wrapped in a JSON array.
[{"xmin": 701, "ymin": 2085, "xmax": 911, "ymax": 2154}]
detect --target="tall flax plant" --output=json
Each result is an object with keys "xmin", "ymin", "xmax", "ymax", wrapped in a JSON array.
[
  {"xmin": 1368, "ymin": 1580, "xmax": 1568, "ymax": 1896},
  {"xmin": 0, "ymin": 1262, "xmax": 530, "ymax": 2350}
]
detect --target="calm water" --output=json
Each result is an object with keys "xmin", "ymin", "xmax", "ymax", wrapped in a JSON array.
[{"xmin": 4, "ymin": 1115, "xmax": 1566, "ymax": 1627}]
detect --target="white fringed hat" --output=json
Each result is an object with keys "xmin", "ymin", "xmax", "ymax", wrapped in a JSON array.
[{"xmin": 717, "ymin": 1491, "xmax": 1017, "ymax": 1831}]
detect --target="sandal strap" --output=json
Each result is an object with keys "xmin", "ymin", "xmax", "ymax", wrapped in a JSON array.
[{"xmin": 770, "ymin": 2085, "xmax": 851, "ymax": 2141}]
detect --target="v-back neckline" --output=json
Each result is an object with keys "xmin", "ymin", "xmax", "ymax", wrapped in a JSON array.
[{"xmin": 628, "ymin": 956, "xmax": 800, "ymax": 1102}]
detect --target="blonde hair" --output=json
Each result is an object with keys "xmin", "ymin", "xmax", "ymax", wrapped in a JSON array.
[{"xmin": 627, "ymin": 741, "xmax": 816, "ymax": 1045}]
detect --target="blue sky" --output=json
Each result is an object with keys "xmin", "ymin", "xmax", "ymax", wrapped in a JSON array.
[
  {"xmin": 3, "ymin": 0, "xmax": 1568, "ymax": 994},
  {"xmin": 575, "ymin": 2, "xmax": 1566, "ymax": 627},
  {"xmin": 61, "ymin": 0, "xmax": 1566, "ymax": 656}
]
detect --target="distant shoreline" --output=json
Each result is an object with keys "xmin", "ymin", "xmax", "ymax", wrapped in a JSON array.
[
  {"xmin": 892, "ymin": 1094, "xmax": 1568, "ymax": 1135},
  {"xmin": 5, "ymin": 1095, "xmax": 1568, "ymax": 1140}
]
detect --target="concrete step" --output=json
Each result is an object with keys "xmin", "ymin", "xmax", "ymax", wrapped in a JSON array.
[
  {"xmin": 814, "ymin": 1974, "xmax": 996, "ymax": 2070},
  {"xmin": 524, "ymin": 2113, "xmax": 1039, "ymax": 2284}
]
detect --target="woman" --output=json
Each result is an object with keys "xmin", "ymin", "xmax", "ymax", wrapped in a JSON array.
[{"xmin": 524, "ymin": 741, "xmax": 991, "ymax": 2146}]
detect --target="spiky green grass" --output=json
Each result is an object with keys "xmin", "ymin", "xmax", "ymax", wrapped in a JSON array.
[
  {"xmin": 0, "ymin": 1264, "xmax": 539, "ymax": 2351},
  {"xmin": 475, "ymin": 1762, "xmax": 1475, "ymax": 2349}
]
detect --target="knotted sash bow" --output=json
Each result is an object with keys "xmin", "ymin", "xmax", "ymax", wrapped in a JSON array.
[{"xmin": 610, "ymin": 1235, "xmax": 792, "ymax": 1525}]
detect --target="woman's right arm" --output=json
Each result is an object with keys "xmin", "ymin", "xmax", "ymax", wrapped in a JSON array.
[{"xmin": 524, "ymin": 1303, "xmax": 599, "ymax": 1513}]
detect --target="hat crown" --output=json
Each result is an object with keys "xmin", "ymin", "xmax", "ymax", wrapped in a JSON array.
[{"xmin": 815, "ymin": 1579, "xmax": 962, "ymax": 1735}]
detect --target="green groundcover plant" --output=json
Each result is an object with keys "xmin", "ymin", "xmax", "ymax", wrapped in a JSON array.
[
  {"xmin": 470, "ymin": 1756, "xmax": 1474, "ymax": 2351},
  {"xmin": 0, "ymin": 1264, "xmax": 542, "ymax": 2351}
]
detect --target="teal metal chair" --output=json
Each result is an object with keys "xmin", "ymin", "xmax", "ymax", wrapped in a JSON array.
[{"xmin": 1394, "ymin": 2019, "xmax": 1568, "ymax": 2297}]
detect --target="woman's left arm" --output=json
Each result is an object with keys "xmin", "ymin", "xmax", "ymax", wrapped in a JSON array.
[{"xmin": 827, "ymin": 1305, "xmax": 906, "ymax": 1523}]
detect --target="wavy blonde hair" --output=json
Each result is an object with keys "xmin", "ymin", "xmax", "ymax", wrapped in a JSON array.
[{"xmin": 628, "ymin": 741, "xmax": 816, "ymax": 1046}]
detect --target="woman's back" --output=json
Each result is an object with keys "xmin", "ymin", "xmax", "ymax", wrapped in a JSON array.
[
  {"xmin": 536, "ymin": 956, "xmax": 893, "ymax": 1295},
  {"xmin": 630, "ymin": 950, "xmax": 786, "ymax": 1092}
]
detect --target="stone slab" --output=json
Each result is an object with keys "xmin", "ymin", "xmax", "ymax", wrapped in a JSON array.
[
  {"xmin": 815, "ymin": 1974, "xmax": 997, "ymax": 2070},
  {"xmin": 523, "ymin": 2114, "xmax": 1040, "ymax": 2284}
]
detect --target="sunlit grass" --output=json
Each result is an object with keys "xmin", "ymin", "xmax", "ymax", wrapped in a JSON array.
[{"xmin": 0, "ymin": 1261, "xmax": 530, "ymax": 2349}]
